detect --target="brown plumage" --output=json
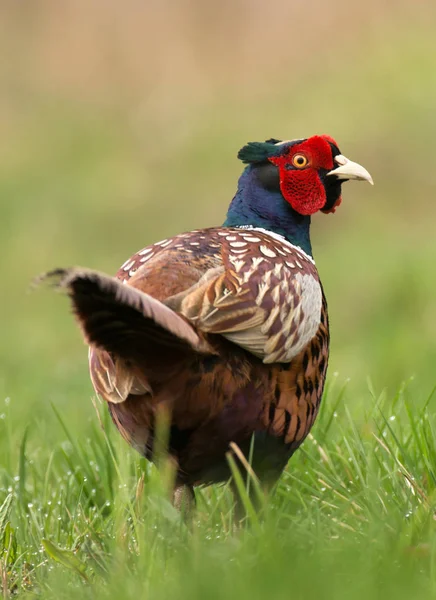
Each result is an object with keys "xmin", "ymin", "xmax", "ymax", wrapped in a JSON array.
[{"xmin": 43, "ymin": 135, "xmax": 373, "ymax": 510}]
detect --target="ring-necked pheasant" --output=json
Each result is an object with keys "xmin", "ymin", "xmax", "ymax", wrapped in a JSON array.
[{"xmin": 46, "ymin": 135, "xmax": 372, "ymax": 510}]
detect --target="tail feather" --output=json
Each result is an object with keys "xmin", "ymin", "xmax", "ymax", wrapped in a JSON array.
[
  {"xmin": 41, "ymin": 268, "xmax": 213, "ymax": 363},
  {"xmin": 89, "ymin": 347, "xmax": 152, "ymax": 404}
]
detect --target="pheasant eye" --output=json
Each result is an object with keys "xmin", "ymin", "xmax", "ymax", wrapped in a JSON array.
[{"xmin": 291, "ymin": 154, "xmax": 308, "ymax": 168}]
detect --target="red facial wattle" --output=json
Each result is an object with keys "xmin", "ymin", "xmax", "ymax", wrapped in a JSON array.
[
  {"xmin": 268, "ymin": 158, "xmax": 326, "ymax": 215},
  {"xmin": 268, "ymin": 135, "xmax": 337, "ymax": 216}
]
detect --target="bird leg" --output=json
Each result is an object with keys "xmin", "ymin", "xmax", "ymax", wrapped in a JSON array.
[{"xmin": 173, "ymin": 484, "xmax": 196, "ymax": 518}]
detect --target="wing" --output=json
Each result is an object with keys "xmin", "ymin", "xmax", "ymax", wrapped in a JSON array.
[
  {"xmin": 108, "ymin": 227, "xmax": 322, "ymax": 365},
  {"xmin": 174, "ymin": 228, "xmax": 323, "ymax": 364}
]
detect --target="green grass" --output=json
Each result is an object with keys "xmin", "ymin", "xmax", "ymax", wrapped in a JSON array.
[
  {"xmin": 1, "ymin": 379, "xmax": 436, "ymax": 598},
  {"xmin": 2, "ymin": 5, "xmax": 436, "ymax": 597}
]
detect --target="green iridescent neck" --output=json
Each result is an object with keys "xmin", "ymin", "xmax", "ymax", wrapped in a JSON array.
[{"xmin": 223, "ymin": 166, "xmax": 313, "ymax": 257}]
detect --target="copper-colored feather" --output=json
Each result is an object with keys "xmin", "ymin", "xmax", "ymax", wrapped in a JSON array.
[
  {"xmin": 51, "ymin": 267, "xmax": 211, "ymax": 355},
  {"xmin": 44, "ymin": 227, "xmax": 329, "ymax": 494}
]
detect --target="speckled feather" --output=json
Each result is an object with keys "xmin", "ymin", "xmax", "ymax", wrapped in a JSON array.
[
  {"xmin": 74, "ymin": 226, "xmax": 329, "ymax": 486},
  {"xmin": 116, "ymin": 227, "xmax": 322, "ymax": 363}
]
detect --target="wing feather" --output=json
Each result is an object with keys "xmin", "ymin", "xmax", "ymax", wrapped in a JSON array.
[
  {"xmin": 172, "ymin": 229, "xmax": 323, "ymax": 363},
  {"xmin": 106, "ymin": 226, "xmax": 323, "ymax": 365}
]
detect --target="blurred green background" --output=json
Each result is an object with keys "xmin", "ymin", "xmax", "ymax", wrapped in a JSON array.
[
  {"xmin": 1, "ymin": 1, "xmax": 436, "ymax": 596},
  {"xmin": 2, "ymin": 0, "xmax": 436, "ymax": 423}
]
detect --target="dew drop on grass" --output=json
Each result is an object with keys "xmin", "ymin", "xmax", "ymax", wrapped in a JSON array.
[
  {"xmin": 4, "ymin": 397, "xmax": 10, "ymax": 405},
  {"xmin": 389, "ymin": 415, "xmax": 396, "ymax": 421}
]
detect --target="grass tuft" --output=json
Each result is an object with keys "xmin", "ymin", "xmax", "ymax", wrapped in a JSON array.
[{"xmin": 0, "ymin": 382, "xmax": 434, "ymax": 598}]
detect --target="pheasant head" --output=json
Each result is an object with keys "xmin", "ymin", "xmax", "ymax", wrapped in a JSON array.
[
  {"xmin": 238, "ymin": 135, "xmax": 373, "ymax": 215},
  {"xmin": 225, "ymin": 135, "xmax": 373, "ymax": 255}
]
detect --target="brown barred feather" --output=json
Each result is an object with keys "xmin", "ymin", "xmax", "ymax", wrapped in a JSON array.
[
  {"xmin": 46, "ymin": 267, "xmax": 212, "ymax": 356},
  {"xmin": 46, "ymin": 226, "xmax": 330, "ymax": 489}
]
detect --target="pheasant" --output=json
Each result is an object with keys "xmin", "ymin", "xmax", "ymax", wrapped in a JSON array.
[{"xmin": 46, "ymin": 135, "xmax": 372, "ymax": 510}]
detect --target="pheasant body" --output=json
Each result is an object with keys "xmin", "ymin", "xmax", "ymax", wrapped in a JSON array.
[
  {"xmin": 88, "ymin": 226, "xmax": 329, "ymax": 485},
  {"xmin": 48, "ymin": 135, "xmax": 373, "ymax": 500}
]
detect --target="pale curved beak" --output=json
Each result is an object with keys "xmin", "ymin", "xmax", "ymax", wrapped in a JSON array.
[{"xmin": 327, "ymin": 154, "xmax": 374, "ymax": 185}]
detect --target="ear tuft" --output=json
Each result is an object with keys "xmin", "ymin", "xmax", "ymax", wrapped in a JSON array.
[{"xmin": 237, "ymin": 141, "xmax": 280, "ymax": 164}]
